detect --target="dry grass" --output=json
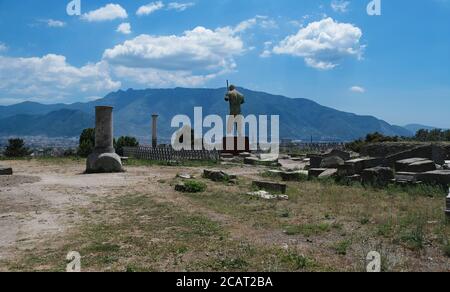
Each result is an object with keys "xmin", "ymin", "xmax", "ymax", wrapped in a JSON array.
[{"xmin": 1, "ymin": 158, "xmax": 449, "ymax": 272}]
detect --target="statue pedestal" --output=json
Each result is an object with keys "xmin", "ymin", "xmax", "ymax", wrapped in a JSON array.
[{"xmin": 222, "ymin": 137, "xmax": 250, "ymax": 156}]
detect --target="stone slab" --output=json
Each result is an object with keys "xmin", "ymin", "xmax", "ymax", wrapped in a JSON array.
[
  {"xmin": 252, "ymin": 181, "xmax": 287, "ymax": 194},
  {"xmin": 318, "ymin": 168, "xmax": 338, "ymax": 178},
  {"xmin": 418, "ymin": 170, "xmax": 450, "ymax": 186},
  {"xmin": 395, "ymin": 172, "xmax": 420, "ymax": 184}
]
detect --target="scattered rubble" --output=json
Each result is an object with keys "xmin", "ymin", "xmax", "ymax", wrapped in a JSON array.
[
  {"xmin": 203, "ymin": 169, "xmax": 236, "ymax": 182},
  {"xmin": 247, "ymin": 190, "xmax": 288, "ymax": 201}
]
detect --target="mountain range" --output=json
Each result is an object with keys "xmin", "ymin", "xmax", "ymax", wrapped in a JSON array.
[{"xmin": 0, "ymin": 87, "xmax": 419, "ymax": 142}]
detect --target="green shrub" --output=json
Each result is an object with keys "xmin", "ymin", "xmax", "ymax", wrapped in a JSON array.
[
  {"xmin": 77, "ymin": 128, "xmax": 95, "ymax": 157},
  {"xmin": 115, "ymin": 136, "xmax": 139, "ymax": 156},
  {"xmin": 182, "ymin": 180, "xmax": 207, "ymax": 193},
  {"xmin": 4, "ymin": 138, "xmax": 31, "ymax": 157},
  {"xmin": 333, "ymin": 240, "xmax": 352, "ymax": 255}
]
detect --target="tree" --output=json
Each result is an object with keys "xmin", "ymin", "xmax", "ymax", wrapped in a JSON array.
[
  {"xmin": 115, "ymin": 136, "xmax": 139, "ymax": 156},
  {"xmin": 4, "ymin": 138, "xmax": 31, "ymax": 157},
  {"xmin": 77, "ymin": 128, "xmax": 95, "ymax": 157}
]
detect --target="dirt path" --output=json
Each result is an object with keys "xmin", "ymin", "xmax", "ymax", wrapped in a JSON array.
[
  {"xmin": 0, "ymin": 160, "xmax": 296, "ymax": 268},
  {"xmin": 0, "ymin": 160, "xmax": 147, "ymax": 266}
]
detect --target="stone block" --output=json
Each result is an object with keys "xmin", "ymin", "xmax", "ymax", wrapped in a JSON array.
[
  {"xmin": 0, "ymin": 167, "xmax": 13, "ymax": 175},
  {"xmin": 280, "ymin": 170, "xmax": 308, "ymax": 181},
  {"xmin": 418, "ymin": 170, "xmax": 450, "ymax": 186},
  {"xmin": 324, "ymin": 149, "xmax": 351, "ymax": 161},
  {"xmin": 309, "ymin": 155, "xmax": 323, "ymax": 168},
  {"xmin": 362, "ymin": 167, "xmax": 394, "ymax": 187},
  {"xmin": 308, "ymin": 168, "xmax": 327, "ymax": 178},
  {"xmin": 320, "ymin": 156, "xmax": 345, "ymax": 168},
  {"xmin": 395, "ymin": 172, "xmax": 420, "ymax": 184},
  {"xmin": 252, "ymin": 181, "xmax": 287, "ymax": 194}
]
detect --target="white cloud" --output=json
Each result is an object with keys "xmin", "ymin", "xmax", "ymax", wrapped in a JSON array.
[
  {"xmin": 116, "ymin": 22, "xmax": 132, "ymax": 34},
  {"xmin": 331, "ymin": 1, "xmax": 350, "ymax": 13},
  {"xmin": 0, "ymin": 43, "xmax": 7, "ymax": 53},
  {"xmin": 260, "ymin": 41, "xmax": 273, "ymax": 58},
  {"xmin": 167, "ymin": 2, "xmax": 195, "ymax": 11},
  {"xmin": 137, "ymin": 2, "xmax": 165, "ymax": 16},
  {"xmin": 102, "ymin": 26, "xmax": 244, "ymax": 86},
  {"xmin": 350, "ymin": 86, "xmax": 366, "ymax": 93},
  {"xmin": 46, "ymin": 19, "xmax": 66, "ymax": 28},
  {"xmin": 273, "ymin": 17, "xmax": 364, "ymax": 70},
  {"xmin": 233, "ymin": 16, "xmax": 277, "ymax": 33},
  {"xmin": 81, "ymin": 4, "xmax": 128, "ymax": 22},
  {"xmin": 0, "ymin": 54, "xmax": 121, "ymax": 103}
]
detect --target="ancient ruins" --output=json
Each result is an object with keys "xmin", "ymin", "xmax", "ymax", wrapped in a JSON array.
[{"xmin": 86, "ymin": 106, "xmax": 123, "ymax": 173}]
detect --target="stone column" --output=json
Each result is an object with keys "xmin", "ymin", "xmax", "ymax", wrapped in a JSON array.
[
  {"xmin": 152, "ymin": 114, "xmax": 159, "ymax": 148},
  {"xmin": 86, "ymin": 106, "xmax": 123, "ymax": 173},
  {"xmin": 95, "ymin": 106, "xmax": 114, "ymax": 154}
]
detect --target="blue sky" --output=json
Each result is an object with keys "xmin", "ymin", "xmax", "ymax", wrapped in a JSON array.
[{"xmin": 0, "ymin": 0, "xmax": 449, "ymax": 128}]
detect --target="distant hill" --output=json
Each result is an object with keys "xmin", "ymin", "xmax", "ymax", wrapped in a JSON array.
[
  {"xmin": 0, "ymin": 109, "xmax": 93, "ymax": 137},
  {"xmin": 404, "ymin": 124, "xmax": 440, "ymax": 134},
  {"xmin": 0, "ymin": 87, "xmax": 414, "ymax": 141}
]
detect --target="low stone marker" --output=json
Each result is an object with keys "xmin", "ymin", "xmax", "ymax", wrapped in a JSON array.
[
  {"xmin": 0, "ymin": 167, "xmax": 13, "ymax": 175},
  {"xmin": 252, "ymin": 181, "xmax": 287, "ymax": 194}
]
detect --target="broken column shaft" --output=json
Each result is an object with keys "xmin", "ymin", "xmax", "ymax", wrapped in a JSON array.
[
  {"xmin": 86, "ymin": 106, "xmax": 123, "ymax": 173},
  {"xmin": 95, "ymin": 106, "xmax": 114, "ymax": 153},
  {"xmin": 152, "ymin": 114, "xmax": 159, "ymax": 148}
]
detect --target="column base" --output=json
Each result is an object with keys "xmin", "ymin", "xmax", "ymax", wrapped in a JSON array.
[{"xmin": 86, "ymin": 152, "xmax": 123, "ymax": 174}]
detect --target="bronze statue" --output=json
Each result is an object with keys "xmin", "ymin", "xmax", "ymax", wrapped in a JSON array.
[
  {"xmin": 225, "ymin": 84, "xmax": 245, "ymax": 136},
  {"xmin": 225, "ymin": 84, "xmax": 245, "ymax": 116}
]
